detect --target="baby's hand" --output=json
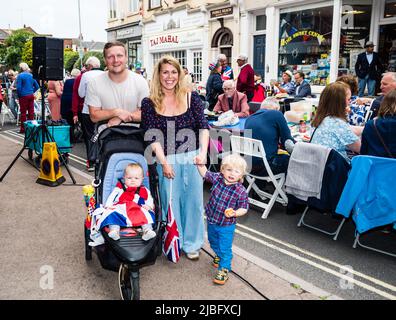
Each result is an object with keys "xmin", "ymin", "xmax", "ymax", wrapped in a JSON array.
[
  {"xmin": 224, "ymin": 208, "xmax": 235, "ymax": 218},
  {"xmin": 142, "ymin": 204, "xmax": 153, "ymax": 211}
]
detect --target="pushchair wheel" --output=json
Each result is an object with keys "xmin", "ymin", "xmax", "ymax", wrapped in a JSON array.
[{"xmin": 118, "ymin": 264, "xmax": 140, "ymax": 300}]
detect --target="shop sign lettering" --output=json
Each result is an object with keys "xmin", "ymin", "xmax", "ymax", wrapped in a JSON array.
[
  {"xmin": 280, "ymin": 30, "xmax": 325, "ymax": 46},
  {"xmin": 210, "ymin": 7, "xmax": 233, "ymax": 19},
  {"xmin": 150, "ymin": 35, "xmax": 179, "ymax": 47}
]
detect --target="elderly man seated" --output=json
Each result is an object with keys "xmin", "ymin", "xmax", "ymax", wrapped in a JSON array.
[
  {"xmin": 244, "ymin": 97, "xmax": 295, "ymax": 176},
  {"xmin": 213, "ymin": 80, "xmax": 250, "ymax": 118},
  {"xmin": 369, "ymin": 72, "xmax": 396, "ymax": 118}
]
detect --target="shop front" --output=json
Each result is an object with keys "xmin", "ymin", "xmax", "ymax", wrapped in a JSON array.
[
  {"xmin": 107, "ymin": 23, "xmax": 143, "ymax": 70},
  {"xmin": 261, "ymin": 0, "xmax": 390, "ymax": 94},
  {"xmin": 143, "ymin": 10, "xmax": 207, "ymax": 83}
]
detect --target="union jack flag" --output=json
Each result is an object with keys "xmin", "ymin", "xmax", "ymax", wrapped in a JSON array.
[
  {"xmin": 221, "ymin": 65, "xmax": 233, "ymax": 81},
  {"xmin": 162, "ymin": 201, "xmax": 180, "ymax": 263},
  {"xmin": 85, "ymin": 195, "xmax": 96, "ymax": 229}
]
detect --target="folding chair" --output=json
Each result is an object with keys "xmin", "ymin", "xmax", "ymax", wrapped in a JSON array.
[
  {"xmin": 15, "ymin": 99, "xmax": 21, "ymax": 126},
  {"xmin": 1, "ymin": 102, "xmax": 16, "ymax": 126},
  {"xmin": 33, "ymin": 98, "xmax": 51, "ymax": 120},
  {"xmin": 230, "ymin": 135, "xmax": 288, "ymax": 219},
  {"xmin": 286, "ymin": 143, "xmax": 350, "ymax": 240},
  {"xmin": 363, "ymin": 107, "xmax": 373, "ymax": 124}
]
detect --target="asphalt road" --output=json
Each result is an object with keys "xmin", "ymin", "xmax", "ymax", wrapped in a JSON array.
[{"xmin": 1, "ymin": 123, "xmax": 395, "ymax": 300}]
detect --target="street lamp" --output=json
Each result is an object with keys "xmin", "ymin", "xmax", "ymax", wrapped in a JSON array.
[{"xmin": 77, "ymin": 0, "xmax": 83, "ymax": 69}]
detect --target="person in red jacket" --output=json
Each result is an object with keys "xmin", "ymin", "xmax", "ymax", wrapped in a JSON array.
[
  {"xmin": 236, "ymin": 54, "xmax": 255, "ymax": 102},
  {"xmin": 251, "ymin": 73, "xmax": 266, "ymax": 104}
]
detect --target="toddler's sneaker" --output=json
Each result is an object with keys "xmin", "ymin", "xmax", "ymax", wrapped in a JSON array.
[
  {"xmin": 108, "ymin": 230, "xmax": 120, "ymax": 241},
  {"xmin": 212, "ymin": 255, "xmax": 220, "ymax": 268},
  {"xmin": 142, "ymin": 229, "xmax": 156, "ymax": 241},
  {"xmin": 213, "ymin": 268, "xmax": 229, "ymax": 285}
]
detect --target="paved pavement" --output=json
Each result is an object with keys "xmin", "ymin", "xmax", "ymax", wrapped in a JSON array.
[{"xmin": 0, "ymin": 132, "xmax": 333, "ymax": 300}]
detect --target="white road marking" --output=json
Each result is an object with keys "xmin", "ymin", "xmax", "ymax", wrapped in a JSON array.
[
  {"xmin": 236, "ymin": 222, "xmax": 396, "ymax": 292},
  {"xmin": 232, "ymin": 245, "xmax": 343, "ymax": 300},
  {"xmin": 235, "ymin": 228, "xmax": 396, "ymax": 300}
]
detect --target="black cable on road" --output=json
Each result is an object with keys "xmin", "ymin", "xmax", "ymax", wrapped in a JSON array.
[{"xmin": 201, "ymin": 247, "xmax": 270, "ymax": 300}]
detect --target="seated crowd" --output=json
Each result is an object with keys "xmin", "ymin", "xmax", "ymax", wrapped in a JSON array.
[{"xmin": 207, "ymin": 63, "xmax": 396, "ymax": 169}]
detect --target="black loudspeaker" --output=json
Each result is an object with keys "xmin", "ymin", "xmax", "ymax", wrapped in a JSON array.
[{"xmin": 32, "ymin": 37, "xmax": 64, "ymax": 80}]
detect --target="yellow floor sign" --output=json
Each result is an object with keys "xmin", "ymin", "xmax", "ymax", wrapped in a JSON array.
[{"xmin": 36, "ymin": 142, "xmax": 66, "ymax": 186}]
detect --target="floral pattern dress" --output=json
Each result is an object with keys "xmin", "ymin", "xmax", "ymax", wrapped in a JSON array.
[{"xmin": 311, "ymin": 116, "xmax": 359, "ymax": 161}]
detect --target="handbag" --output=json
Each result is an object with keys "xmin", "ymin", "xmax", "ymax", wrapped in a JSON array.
[{"xmin": 373, "ymin": 118, "xmax": 394, "ymax": 158}]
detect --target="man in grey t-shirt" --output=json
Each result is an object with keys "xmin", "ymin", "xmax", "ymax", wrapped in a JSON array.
[{"xmin": 85, "ymin": 41, "xmax": 149, "ymax": 127}]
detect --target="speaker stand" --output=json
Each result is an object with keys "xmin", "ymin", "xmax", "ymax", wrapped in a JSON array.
[{"xmin": 0, "ymin": 81, "xmax": 76, "ymax": 185}]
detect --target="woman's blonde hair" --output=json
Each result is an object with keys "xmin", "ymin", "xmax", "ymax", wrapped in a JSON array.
[
  {"xmin": 378, "ymin": 89, "xmax": 396, "ymax": 117},
  {"xmin": 149, "ymin": 55, "xmax": 188, "ymax": 113},
  {"xmin": 220, "ymin": 153, "xmax": 248, "ymax": 177}
]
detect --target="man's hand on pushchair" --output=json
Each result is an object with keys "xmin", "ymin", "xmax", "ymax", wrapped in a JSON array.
[
  {"xmin": 117, "ymin": 109, "xmax": 133, "ymax": 122},
  {"xmin": 107, "ymin": 116, "xmax": 122, "ymax": 127}
]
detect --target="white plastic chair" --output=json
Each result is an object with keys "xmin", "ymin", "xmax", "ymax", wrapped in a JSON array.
[
  {"xmin": 1, "ymin": 102, "xmax": 16, "ymax": 126},
  {"xmin": 230, "ymin": 135, "xmax": 288, "ymax": 219},
  {"xmin": 34, "ymin": 99, "xmax": 51, "ymax": 120},
  {"xmin": 15, "ymin": 99, "xmax": 21, "ymax": 126}
]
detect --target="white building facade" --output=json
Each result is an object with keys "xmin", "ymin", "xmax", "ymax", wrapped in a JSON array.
[
  {"xmin": 142, "ymin": 7, "xmax": 209, "ymax": 83},
  {"xmin": 242, "ymin": 0, "xmax": 396, "ymax": 94}
]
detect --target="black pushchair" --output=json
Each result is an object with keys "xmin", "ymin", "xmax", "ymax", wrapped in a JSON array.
[{"xmin": 84, "ymin": 125, "xmax": 164, "ymax": 300}]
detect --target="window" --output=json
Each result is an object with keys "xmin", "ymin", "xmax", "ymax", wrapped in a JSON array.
[
  {"xmin": 109, "ymin": 0, "xmax": 117, "ymax": 19},
  {"xmin": 384, "ymin": 0, "xmax": 396, "ymax": 19},
  {"xmin": 152, "ymin": 51, "xmax": 186, "ymax": 68},
  {"xmin": 128, "ymin": 42, "xmax": 142, "ymax": 69},
  {"xmin": 256, "ymin": 15, "xmax": 266, "ymax": 31},
  {"xmin": 193, "ymin": 51, "xmax": 202, "ymax": 82},
  {"xmin": 378, "ymin": 24, "xmax": 396, "ymax": 72},
  {"xmin": 149, "ymin": 0, "xmax": 161, "ymax": 9},
  {"xmin": 339, "ymin": 2, "xmax": 372, "ymax": 76},
  {"xmin": 129, "ymin": 0, "xmax": 139, "ymax": 13},
  {"xmin": 278, "ymin": 6, "xmax": 333, "ymax": 86}
]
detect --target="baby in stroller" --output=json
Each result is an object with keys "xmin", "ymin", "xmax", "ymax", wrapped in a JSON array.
[{"xmin": 90, "ymin": 162, "xmax": 156, "ymax": 245}]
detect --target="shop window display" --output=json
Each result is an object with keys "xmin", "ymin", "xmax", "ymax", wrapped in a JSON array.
[
  {"xmin": 338, "ymin": 2, "xmax": 372, "ymax": 76},
  {"xmin": 278, "ymin": 6, "xmax": 333, "ymax": 86},
  {"xmin": 378, "ymin": 24, "xmax": 396, "ymax": 72}
]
